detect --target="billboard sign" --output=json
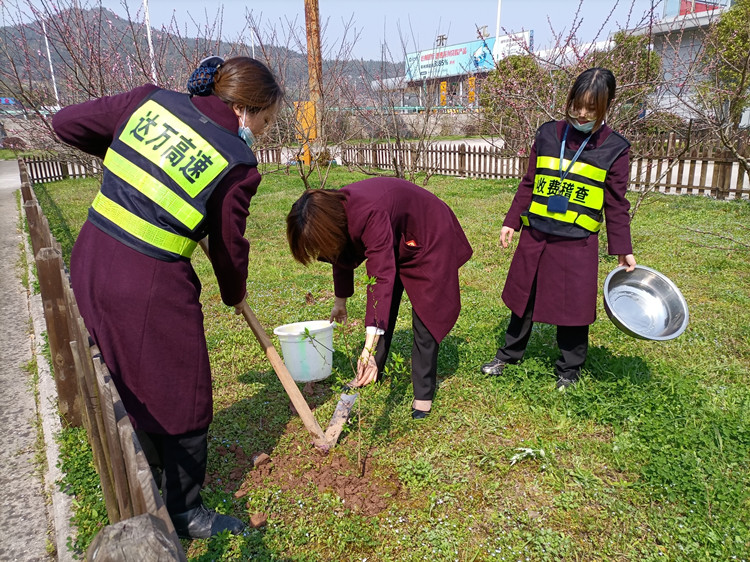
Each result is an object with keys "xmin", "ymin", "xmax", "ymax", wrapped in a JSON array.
[
  {"xmin": 405, "ymin": 31, "xmax": 534, "ymax": 82},
  {"xmin": 492, "ymin": 31, "xmax": 533, "ymax": 61},
  {"xmin": 405, "ymin": 37, "xmax": 496, "ymax": 81}
]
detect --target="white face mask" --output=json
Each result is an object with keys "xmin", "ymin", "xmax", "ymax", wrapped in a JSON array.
[
  {"xmin": 238, "ymin": 109, "xmax": 255, "ymax": 148},
  {"xmin": 570, "ymin": 119, "xmax": 595, "ymax": 134}
]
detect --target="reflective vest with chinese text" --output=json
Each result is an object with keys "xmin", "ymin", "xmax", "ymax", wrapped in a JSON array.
[
  {"xmin": 89, "ymin": 89, "xmax": 256, "ymax": 261},
  {"xmin": 521, "ymin": 121, "xmax": 629, "ymax": 239}
]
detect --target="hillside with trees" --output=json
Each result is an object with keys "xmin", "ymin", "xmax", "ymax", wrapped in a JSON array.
[{"xmin": 0, "ymin": 5, "xmax": 402, "ymax": 107}]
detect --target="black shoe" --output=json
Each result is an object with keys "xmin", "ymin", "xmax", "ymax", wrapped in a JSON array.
[
  {"xmin": 481, "ymin": 358, "xmax": 507, "ymax": 375},
  {"xmin": 171, "ymin": 504, "xmax": 247, "ymax": 539},
  {"xmin": 411, "ymin": 408, "xmax": 430, "ymax": 420},
  {"xmin": 556, "ymin": 374, "xmax": 579, "ymax": 389}
]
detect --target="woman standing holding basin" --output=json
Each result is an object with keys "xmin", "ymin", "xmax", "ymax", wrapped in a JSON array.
[
  {"xmin": 480, "ymin": 67, "xmax": 636, "ymax": 389},
  {"xmin": 286, "ymin": 178, "xmax": 473, "ymax": 419}
]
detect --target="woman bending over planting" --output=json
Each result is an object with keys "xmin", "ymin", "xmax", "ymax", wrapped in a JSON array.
[{"xmin": 286, "ymin": 178, "xmax": 473, "ymax": 419}]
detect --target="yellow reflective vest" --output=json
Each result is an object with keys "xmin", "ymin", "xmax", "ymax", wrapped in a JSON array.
[
  {"xmin": 90, "ymin": 89, "xmax": 256, "ymax": 261},
  {"xmin": 521, "ymin": 121, "xmax": 629, "ymax": 239}
]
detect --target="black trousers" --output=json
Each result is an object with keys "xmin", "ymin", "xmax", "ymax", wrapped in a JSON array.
[
  {"xmin": 374, "ymin": 275, "xmax": 440, "ymax": 401},
  {"xmin": 494, "ymin": 278, "xmax": 589, "ymax": 379},
  {"xmin": 136, "ymin": 427, "xmax": 208, "ymax": 515}
]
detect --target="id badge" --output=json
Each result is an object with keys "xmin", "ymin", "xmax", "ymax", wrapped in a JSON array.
[{"xmin": 547, "ymin": 195, "xmax": 570, "ymax": 214}]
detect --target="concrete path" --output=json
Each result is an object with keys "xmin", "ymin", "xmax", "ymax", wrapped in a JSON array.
[{"xmin": 0, "ymin": 159, "xmax": 70, "ymax": 561}]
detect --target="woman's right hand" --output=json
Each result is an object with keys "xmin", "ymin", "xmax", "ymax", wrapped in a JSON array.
[
  {"xmin": 352, "ymin": 353, "xmax": 378, "ymax": 388},
  {"xmin": 349, "ymin": 332, "xmax": 380, "ymax": 388},
  {"xmin": 329, "ymin": 297, "xmax": 348, "ymax": 324},
  {"xmin": 500, "ymin": 226, "xmax": 515, "ymax": 249}
]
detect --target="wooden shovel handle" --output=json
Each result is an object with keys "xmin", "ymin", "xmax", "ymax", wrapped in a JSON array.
[
  {"xmin": 198, "ymin": 238, "xmax": 325, "ymax": 442},
  {"xmin": 237, "ymin": 301, "xmax": 325, "ymax": 441}
]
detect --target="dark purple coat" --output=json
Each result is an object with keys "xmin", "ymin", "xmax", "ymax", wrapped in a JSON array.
[
  {"xmin": 332, "ymin": 178, "xmax": 473, "ymax": 342},
  {"xmin": 53, "ymin": 85, "xmax": 261, "ymax": 434},
  {"xmin": 502, "ymin": 121, "xmax": 633, "ymax": 326}
]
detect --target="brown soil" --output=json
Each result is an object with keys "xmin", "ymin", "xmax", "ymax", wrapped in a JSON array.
[{"xmin": 211, "ymin": 441, "xmax": 400, "ymax": 517}]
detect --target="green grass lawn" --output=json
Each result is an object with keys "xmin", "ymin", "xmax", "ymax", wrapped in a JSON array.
[{"xmin": 35, "ymin": 167, "xmax": 750, "ymax": 561}]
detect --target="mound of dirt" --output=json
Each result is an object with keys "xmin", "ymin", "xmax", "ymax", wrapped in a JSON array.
[{"xmin": 226, "ymin": 445, "xmax": 400, "ymax": 517}]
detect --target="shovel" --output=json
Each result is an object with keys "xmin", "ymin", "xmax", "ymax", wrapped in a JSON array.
[
  {"xmin": 199, "ymin": 240, "xmax": 356, "ymax": 452},
  {"xmin": 237, "ymin": 301, "xmax": 357, "ymax": 451}
]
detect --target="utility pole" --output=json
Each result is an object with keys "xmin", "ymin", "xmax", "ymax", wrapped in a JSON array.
[
  {"xmin": 41, "ymin": 19, "xmax": 60, "ymax": 108},
  {"xmin": 303, "ymin": 0, "xmax": 323, "ymax": 140},
  {"xmin": 143, "ymin": 0, "xmax": 157, "ymax": 85},
  {"xmin": 495, "ymin": 0, "xmax": 502, "ymax": 41}
]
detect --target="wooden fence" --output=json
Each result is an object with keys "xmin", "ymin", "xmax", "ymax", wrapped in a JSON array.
[
  {"xmin": 339, "ymin": 141, "xmax": 749, "ymax": 200},
  {"xmin": 22, "ymin": 156, "xmax": 102, "ymax": 183},
  {"xmin": 339, "ymin": 143, "xmax": 528, "ymax": 180},
  {"xmin": 23, "ymin": 147, "xmax": 282, "ymax": 184},
  {"xmin": 22, "ymin": 138, "xmax": 750, "ymax": 200},
  {"xmin": 18, "ymin": 159, "xmax": 186, "ymax": 561},
  {"xmin": 630, "ymin": 145, "xmax": 747, "ymax": 200}
]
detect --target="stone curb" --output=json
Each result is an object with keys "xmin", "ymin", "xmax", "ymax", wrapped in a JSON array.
[{"xmin": 21, "ymin": 203, "xmax": 76, "ymax": 562}]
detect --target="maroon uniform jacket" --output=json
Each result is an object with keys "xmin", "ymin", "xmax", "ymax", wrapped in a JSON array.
[
  {"xmin": 52, "ymin": 85, "xmax": 260, "ymax": 434},
  {"xmin": 332, "ymin": 178, "xmax": 473, "ymax": 343},
  {"xmin": 502, "ymin": 120, "xmax": 633, "ymax": 326}
]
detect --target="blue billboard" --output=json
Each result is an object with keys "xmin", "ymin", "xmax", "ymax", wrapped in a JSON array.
[
  {"xmin": 405, "ymin": 38, "xmax": 496, "ymax": 82},
  {"xmin": 405, "ymin": 32, "xmax": 533, "ymax": 82}
]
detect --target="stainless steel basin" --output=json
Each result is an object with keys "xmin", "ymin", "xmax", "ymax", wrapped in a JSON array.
[{"xmin": 603, "ymin": 265, "xmax": 689, "ymax": 341}]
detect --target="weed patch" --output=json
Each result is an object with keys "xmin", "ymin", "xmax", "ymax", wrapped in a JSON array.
[{"xmin": 55, "ymin": 426, "xmax": 107, "ymax": 558}]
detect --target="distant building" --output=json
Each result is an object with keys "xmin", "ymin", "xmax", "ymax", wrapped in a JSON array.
[
  {"xmin": 632, "ymin": 0, "xmax": 748, "ymax": 125},
  {"xmin": 375, "ymin": 0, "xmax": 747, "ymax": 126},
  {"xmin": 0, "ymin": 97, "xmax": 24, "ymax": 120},
  {"xmin": 373, "ymin": 31, "xmax": 533, "ymax": 111}
]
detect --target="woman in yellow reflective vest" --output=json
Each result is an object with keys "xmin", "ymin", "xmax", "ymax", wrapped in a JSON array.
[
  {"xmin": 481, "ymin": 67, "xmax": 636, "ymax": 389},
  {"xmin": 52, "ymin": 56, "xmax": 282, "ymax": 539}
]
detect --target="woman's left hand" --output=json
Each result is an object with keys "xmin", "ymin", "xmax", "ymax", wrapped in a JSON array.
[
  {"xmin": 618, "ymin": 254, "xmax": 636, "ymax": 272},
  {"xmin": 330, "ymin": 297, "xmax": 348, "ymax": 324},
  {"xmin": 231, "ymin": 291, "xmax": 247, "ymax": 315}
]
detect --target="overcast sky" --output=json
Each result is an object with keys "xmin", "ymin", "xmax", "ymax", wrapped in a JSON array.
[{"xmin": 75, "ymin": 0, "xmax": 664, "ymax": 60}]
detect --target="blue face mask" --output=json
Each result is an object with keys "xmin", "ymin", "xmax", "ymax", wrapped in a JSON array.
[
  {"xmin": 570, "ymin": 119, "xmax": 595, "ymax": 134},
  {"xmin": 238, "ymin": 109, "xmax": 255, "ymax": 148}
]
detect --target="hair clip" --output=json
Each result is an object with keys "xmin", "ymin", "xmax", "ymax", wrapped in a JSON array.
[{"xmin": 187, "ymin": 56, "xmax": 224, "ymax": 96}]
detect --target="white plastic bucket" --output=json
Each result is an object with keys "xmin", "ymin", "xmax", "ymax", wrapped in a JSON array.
[{"xmin": 272, "ymin": 320, "xmax": 334, "ymax": 382}]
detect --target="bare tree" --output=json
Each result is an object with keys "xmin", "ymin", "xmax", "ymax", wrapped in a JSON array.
[
  {"xmin": 3, "ymin": 0, "xmax": 747, "ymax": 204},
  {"xmin": 681, "ymin": 0, "xmax": 750, "ymax": 174},
  {"xmin": 334, "ymin": 21, "xmax": 469, "ymax": 184},
  {"xmin": 480, "ymin": 1, "xmax": 659, "ymax": 149}
]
